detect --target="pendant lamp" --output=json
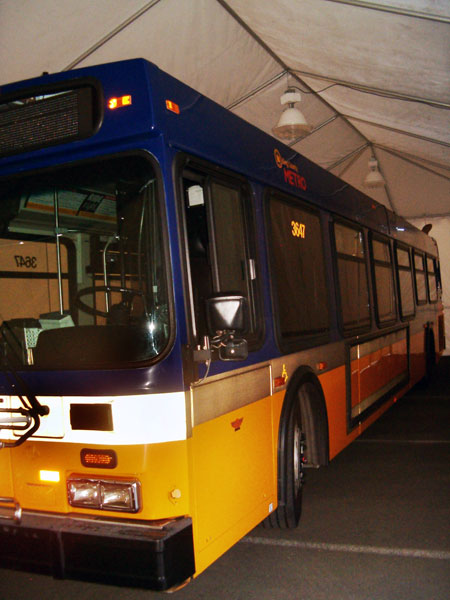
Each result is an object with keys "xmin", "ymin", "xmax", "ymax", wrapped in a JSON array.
[
  {"xmin": 272, "ymin": 89, "xmax": 310, "ymax": 140},
  {"xmin": 364, "ymin": 156, "xmax": 385, "ymax": 188}
]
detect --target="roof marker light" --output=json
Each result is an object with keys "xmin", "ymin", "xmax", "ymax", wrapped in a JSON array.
[
  {"xmin": 108, "ymin": 95, "xmax": 132, "ymax": 110},
  {"xmin": 166, "ymin": 100, "xmax": 180, "ymax": 114}
]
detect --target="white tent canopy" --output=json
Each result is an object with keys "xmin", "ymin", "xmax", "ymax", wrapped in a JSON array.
[{"xmin": 1, "ymin": 0, "xmax": 449, "ymax": 349}]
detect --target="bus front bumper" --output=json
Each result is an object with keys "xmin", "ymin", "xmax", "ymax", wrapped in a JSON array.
[{"xmin": 0, "ymin": 510, "xmax": 195, "ymax": 590}]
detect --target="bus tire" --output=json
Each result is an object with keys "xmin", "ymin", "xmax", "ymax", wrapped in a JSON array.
[{"xmin": 263, "ymin": 390, "xmax": 304, "ymax": 529}]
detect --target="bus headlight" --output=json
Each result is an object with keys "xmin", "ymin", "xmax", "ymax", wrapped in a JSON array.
[{"xmin": 67, "ymin": 477, "xmax": 141, "ymax": 513}]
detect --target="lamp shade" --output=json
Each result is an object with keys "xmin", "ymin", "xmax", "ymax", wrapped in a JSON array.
[
  {"xmin": 272, "ymin": 106, "xmax": 310, "ymax": 140},
  {"xmin": 364, "ymin": 158, "xmax": 385, "ymax": 188},
  {"xmin": 272, "ymin": 88, "xmax": 311, "ymax": 140}
]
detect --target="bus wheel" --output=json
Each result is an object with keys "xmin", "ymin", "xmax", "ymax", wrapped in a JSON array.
[{"xmin": 263, "ymin": 393, "xmax": 305, "ymax": 529}]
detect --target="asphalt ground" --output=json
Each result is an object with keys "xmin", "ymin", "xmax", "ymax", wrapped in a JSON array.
[{"xmin": 1, "ymin": 357, "xmax": 449, "ymax": 599}]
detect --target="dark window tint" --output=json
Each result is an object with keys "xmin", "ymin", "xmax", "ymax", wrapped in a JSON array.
[
  {"xmin": 427, "ymin": 256, "xmax": 438, "ymax": 302},
  {"xmin": 334, "ymin": 223, "xmax": 370, "ymax": 332},
  {"xmin": 395, "ymin": 246, "xmax": 415, "ymax": 318},
  {"xmin": 210, "ymin": 182, "xmax": 249, "ymax": 298},
  {"xmin": 182, "ymin": 171, "xmax": 259, "ymax": 343},
  {"xmin": 413, "ymin": 251, "xmax": 427, "ymax": 304},
  {"xmin": 269, "ymin": 195, "xmax": 329, "ymax": 342},
  {"xmin": 371, "ymin": 238, "xmax": 396, "ymax": 324}
]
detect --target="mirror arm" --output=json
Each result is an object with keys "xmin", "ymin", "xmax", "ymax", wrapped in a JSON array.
[
  {"xmin": 193, "ymin": 335, "xmax": 212, "ymax": 363},
  {"xmin": 193, "ymin": 336, "xmax": 212, "ymax": 385}
]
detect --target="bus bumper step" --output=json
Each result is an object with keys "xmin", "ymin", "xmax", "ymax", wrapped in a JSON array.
[{"xmin": 0, "ymin": 511, "xmax": 195, "ymax": 591}]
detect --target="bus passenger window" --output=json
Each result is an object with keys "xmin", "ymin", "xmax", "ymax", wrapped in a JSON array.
[
  {"xmin": 334, "ymin": 223, "xmax": 370, "ymax": 333},
  {"xmin": 268, "ymin": 194, "xmax": 329, "ymax": 347},
  {"xmin": 427, "ymin": 256, "xmax": 438, "ymax": 302},
  {"xmin": 183, "ymin": 182, "xmax": 213, "ymax": 338},
  {"xmin": 182, "ymin": 172, "xmax": 259, "ymax": 345},
  {"xmin": 395, "ymin": 246, "xmax": 415, "ymax": 318},
  {"xmin": 210, "ymin": 182, "xmax": 250, "ymax": 301},
  {"xmin": 371, "ymin": 237, "xmax": 396, "ymax": 325},
  {"xmin": 413, "ymin": 251, "xmax": 427, "ymax": 304}
]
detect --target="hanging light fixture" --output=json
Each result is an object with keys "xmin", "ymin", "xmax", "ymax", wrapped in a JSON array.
[
  {"xmin": 364, "ymin": 156, "xmax": 385, "ymax": 188},
  {"xmin": 272, "ymin": 88, "xmax": 311, "ymax": 141}
]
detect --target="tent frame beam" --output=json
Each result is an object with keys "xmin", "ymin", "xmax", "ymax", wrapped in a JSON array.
[
  {"xmin": 291, "ymin": 70, "xmax": 450, "ymax": 110},
  {"xmin": 226, "ymin": 71, "xmax": 286, "ymax": 109},
  {"xmin": 63, "ymin": 0, "xmax": 163, "ymax": 71},
  {"xmin": 345, "ymin": 116, "xmax": 450, "ymax": 148},
  {"xmin": 288, "ymin": 115, "xmax": 340, "ymax": 145},
  {"xmin": 323, "ymin": 0, "xmax": 450, "ymax": 24},
  {"xmin": 375, "ymin": 145, "xmax": 450, "ymax": 182},
  {"xmin": 326, "ymin": 143, "xmax": 369, "ymax": 170}
]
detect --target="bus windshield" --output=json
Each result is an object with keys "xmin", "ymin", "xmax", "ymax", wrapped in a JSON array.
[{"xmin": 0, "ymin": 154, "xmax": 170, "ymax": 369}]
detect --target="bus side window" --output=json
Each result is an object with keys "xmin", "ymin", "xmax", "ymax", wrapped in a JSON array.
[
  {"xmin": 334, "ymin": 222, "xmax": 371, "ymax": 334},
  {"xmin": 413, "ymin": 251, "xmax": 427, "ymax": 304},
  {"xmin": 371, "ymin": 236, "xmax": 397, "ymax": 325},
  {"xmin": 183, "ymin": 173, "xmax": 258, "ymax": 345},
  {"xmin": 395, "ymin": 245, "xmax": 415, "ymax": 319},
  {"xmin": 184, "ymin": 182, "xmax": 213, "ymax": 339},
  {"xmin": 426, "ymin": 256, "xmax": 438, "ymax": 302},
  {"xmin": 209, "ymin": 181, "xmax": 252, "ymax": 304},
  {"xmin": 268, "ymin": 193, "xmax": 329, "ymax": 348}
]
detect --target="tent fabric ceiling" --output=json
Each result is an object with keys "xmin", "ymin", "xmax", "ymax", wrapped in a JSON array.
[{"xmin": 0, "ymin": 0, "xmax": 449, "ymax": 218}]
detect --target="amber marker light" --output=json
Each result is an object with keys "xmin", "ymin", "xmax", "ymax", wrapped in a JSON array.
[
  {"xmin": 39, "ymin": 470, "xmax": 60, "ymax": 483},
  {"xmin": 166, "ymin": 99, "xmax": 180, "ymax": 114},
  {"xmin": 81, "ymin": 448, "xmax": 117, "ymax": 469},
  {"xmin": 108, "ymin": 95, "xmax": 132, "ymax": 109}
]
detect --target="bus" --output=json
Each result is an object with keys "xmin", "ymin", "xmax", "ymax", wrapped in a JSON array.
[{"xmin": 0, "ymin": 59, "xmax": 444, "ymax": 591}]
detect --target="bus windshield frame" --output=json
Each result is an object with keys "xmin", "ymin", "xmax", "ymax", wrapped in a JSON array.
[{"xmin": 0, "ymin": 152, "xmax": 172, "ymax": 370}]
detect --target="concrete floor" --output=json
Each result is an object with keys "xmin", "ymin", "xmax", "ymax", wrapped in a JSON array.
[{"xmin": 1, "ymin": 358, "xmax": 449, "ymax": 599}]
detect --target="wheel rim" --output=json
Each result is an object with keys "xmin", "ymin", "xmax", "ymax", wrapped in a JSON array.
[{"xmin": 293, "ymin": 421, "xmax": 303, "ymax": 495}]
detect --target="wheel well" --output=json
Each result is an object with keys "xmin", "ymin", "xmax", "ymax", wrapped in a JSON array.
[{"xmin": 282, "ymin": 366, "xmax": 329, "ymax": 467}]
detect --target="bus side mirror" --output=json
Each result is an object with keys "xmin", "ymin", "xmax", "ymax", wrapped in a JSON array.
[
  {"xmin": 205, "ymin": 293, "xmax": 248, "ymax": 335},
  {"xmin": 205, "ymin": 293, "xmax": 249, "ymax": 361}
]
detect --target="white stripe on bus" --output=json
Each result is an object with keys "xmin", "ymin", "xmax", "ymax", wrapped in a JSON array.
[{"xmin": 6, "ymin": 392, "xmax": 188, "ymax": 445}]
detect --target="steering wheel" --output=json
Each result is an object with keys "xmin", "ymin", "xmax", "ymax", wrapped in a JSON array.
[{"xmin": 75, "ymin": 285, "xmax": 146, "ymax": 319}]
